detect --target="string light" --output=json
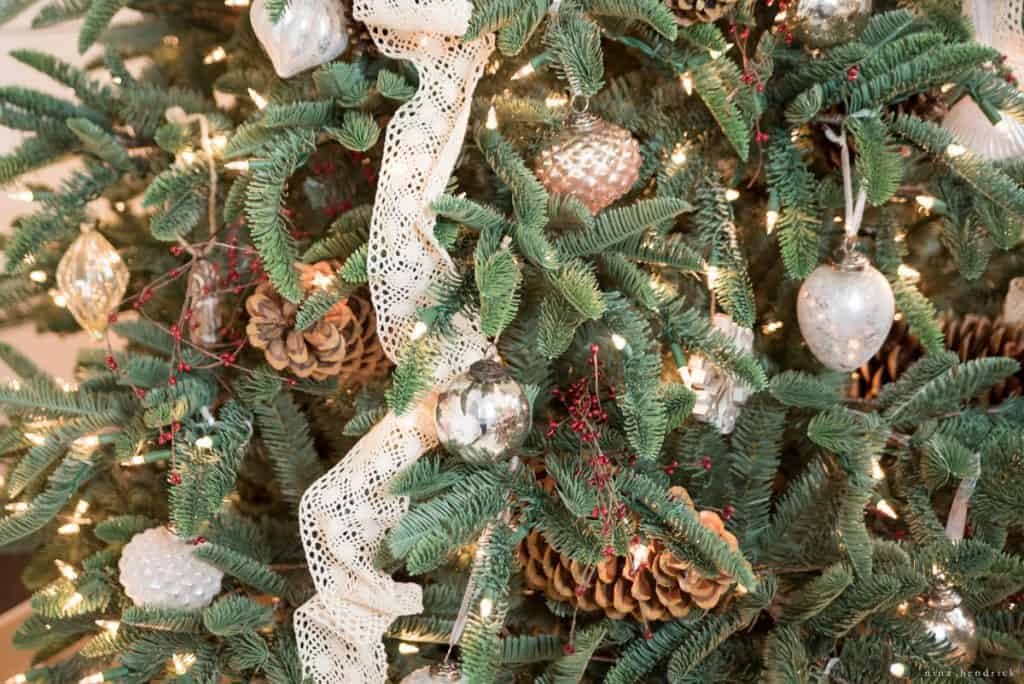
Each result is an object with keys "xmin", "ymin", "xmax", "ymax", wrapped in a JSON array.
[
  {"xmin": 511, "ymin": 63, "xmax": 535, "ymax": 80},
  {"xmin": 195, "ymin": 435, "xmax": 214, "ymax": 449},
  {"xmin": 871, "ymin": 459, "xmax": 885, "ymax": 480},
  {"xmin": 75, "ymin": 436, "xmax": 100, "ymax": 450},
  {"xmin": 8, "ymin": 191, "xmax": 34, "ymax": 202},
  {"xmin": 706, "ymin": 265, "xmax": 720, "ymax": 289},
  {"xmin": 611, "ymin": 333, "xmax": 627, "ymax": 351},
  {"xmin": 225, "ymin": 160, "xmax": 250, "ymax": 172},
  {"xmin": 203, "ymin": 46, "xmax": 227, "ymax": 64},
  {"xmin": 171, "ymin": 653, "xmax": 196, "ymax": 676},
  {"xmin": 25, "ymin": 432, "xmax": 46, "ymax": 446},
  {"xmin": 940, "ymin": 82, "xmax": 956, "ymax": 93},
  {"xmin": 55, "ymin": 559, "xmax": 78, "ymax": 581},
  {"xmin": 670, "ymin": 144, "xmax": 687, "ymax": 165},
  {"xmin": 875, "ymin": 499, "xmax": 899, "ymax": 519},
  {"xmin": 162, "ymin": 35, "xmax": 180, "ymax": 47},
  {"xmin": 709, "ymin": 48, "xmax": 723, "ymax": 59},
  {"xmin": 945, "ymin": 143, "xmax": 967, "ymax": 157},
  {"xmin": 545, "ymin": 92, "xmax": 569, "ymax": 109},
  {"xmin": 224, "ymin": 0, "xmax": 250, "ymax": 5},
  {"xmin": 761, "ymin": 320, "xmax": 783, "ymax": 335},
  {"xmin": 95, "ymin": 619, "xmax": 120, "ymax": 634},
  {"xmin": 765, "ymin": 209, "xmax": 779, "ymax": 234},
  {"xmin": 58, "ymin": 522, "xmax": 82, "ymax": 535},
  {"xmin": 210, "ymin": 135, "xmax": 228, "ymax": 153},
  {"xmin": 397, "ymin": 642, "xmax": 420, "ymax": 655},
  {"xmin": 486, "ymin": 106, "xmax": 499, "ymax": 130},
  {"xmin": 628, "ymin": 541, "xmax": 650, "ymax": 572},
  {"xmin": 247, "ymin": 88, "xmax": 268, "ymax": 110},
  {"xmin": 889, "ymin": 662, "xmax": 908, "ymax": 677},
  {"xmin": 4, "ymin": 502, "xmax": 29, "ymax": 513},
  {"xmin": 897, "ymin": 264, "xmax": 920, "ymax": 283},
  {"xmin": 410, "ymin": 321, "xmax": 428, "ymax": 341},
  {"xmin": 479, "ymin": 598, "xmax": 494, "ymax": 618},
  {"xmin": 680, "ymin": 72, "xmax": 694, "ymax": 95},
  {"xmin": 121, "ymin": 454, "xmax": 146, "ymax": 466},
  {"xmin": 5, "ymin": 674, "xmax": 27, "ymax": 684},
  {"xmin": 78, "ymin": 674, "xmax": 105, "ymax": 684},
  {"xmin": 915, "ymin": 195, "xmax": 936, "ymax": 212},
  {"xmin": 725, "ymin": 188, "xmax": 740, "ymax": 201},
  {"xmin": 63, "ymin": 592, "xmax": 84, "ymax": 611}
]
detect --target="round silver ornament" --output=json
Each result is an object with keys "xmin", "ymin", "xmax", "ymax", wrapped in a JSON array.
[
  {"xmin": 796, "ymin": 251, "xmax": 894, "ymax": 373},
  {"xmin": 918, "ymin": 585, "xmax": 978, "ymax": 665},
  {"xmin": 56, "ymin": 226, "xmax": 130, "ymax": 339},
  {"xmin": 400, "ymin": 662, "xmax": 465, "ymax": 683},
  {"xmin": 534, "ymin": 109, "xmax": 641, "ymax": 215},
  {"xmin": 118, "ymin": 527, "xmax": 223, "ymax": 610},
  {"xmin": 251, "ymin": 0, "xmax": 349, "ymax": 79},
  {"xmin": 790, "ymin": 0, "xmax": 873, "ymax": 48},
  {"xmin": 434, "ymin": 358, "xmax": 531, "ymax": 464}
]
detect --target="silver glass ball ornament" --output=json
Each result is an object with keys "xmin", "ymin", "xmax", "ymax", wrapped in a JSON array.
[
  {"xmin": 434, "ymin": 358, "xmax": 531, "ymax": 464},
  {"xmin": 797, "ymin": 250, "xmax": 895, "ymax": 373},
  {"xmin": 251, "ymin": 0, "xmax": 349, "ymax": 78},
  {"xmin": 918, "ymin": 585, "xmax": 978, "ymax": 665},
  {"xmin": 790, "ymin": 0, "xmax": 873, "ymax": 48},
  {"xmin": 400, "ymin": 662, "xmax": 465, "ymax": 683}
]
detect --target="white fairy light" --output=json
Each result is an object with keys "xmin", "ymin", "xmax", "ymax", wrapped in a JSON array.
[
  {"xmin": 25, "ymin": 432, "xmax": 46, "ymax": 446},
  {"xmin": 545, "ymin": 92, "xmax": 569, "ymax": 109},
  {"xmin": 915, "ymin": 195, "xmax": 936, "ymax": 211},
  {"xmin": 946, "ymin": 143, "xmax": 967, "ymax": 158},
  {"xmin": 225, "ymin": 160, "xmax": 250, "ymax": 172},
  {"xmin": 58, "ymin": 522, "xmax": 82, "ymax": 535},
  {"xmin": 78, "ymin": 674, "xmax": 105, "ymax": 684},
  {"xmin": 195, "ymin": 435, "xmax": 214, "ymax": 449},
  {"xmin": 670, "ymin": 144, "xmax": 687, "ymax": 165},
  {"xmin": 680, "ymin": 72, "xmax": 694, "ymax": 95},
  {"xmin": 224, "ymin": 0, "xmax": 250, "ymax": 6},
  {"xmin": 4, "ymin": 502, "xmax": 29, "ymax": 513},
  {"xmin": 95, "ymin": 619, "xmax": 120, "ymax": 634},
  {"xmin": 871, "ymin": 459, "xmax": 885, "ymax": 480},
  {"xmin": 765, "ymin": 209, "xmax": 779, "ymax": 234},
  {"xmin": 397, "ymin": 642, "xmax": 419, "ymax": 655},
  {"xmin": 486, "ymin": 106, "xmax": 499, "ymax": 130},
  {"xmin": 410, "ymin": 321, "xmax": 428, "ymax": 341},
  {"xmin": 940, "ymin": 83, "xmax": 956, "ymax": 93},
  {"xmin": 247, "ymin": 88, "xmax": 268, "ymax": 110},
  {"xmin": 8, "ymin": 191, "xmax": 34, "ymax": 202},
  {"xmin": 55, "ymin": 559, "xmax": 78, "ymax": 581},
  {"xmin": 761, "ymin": 320, "xmax": 783, "ymax": 335},
  {"xmin": 898, "ymin": 264, "xmax": 920, "ymax": 283},
  {"xmin": 725, "ymin": 188, "xmax": 740, "ymax": 201},
  {"xmin": 121, "ymin": 454, "xmax": 146, "ymax": 466},
  {"xmin": 875, "ymin": 499, "xmax": 899, "ymax": 519},
  {"xmin": 511, "ymin": 63, "xmax": 535, "ymax": 80},
  {"xmin": 611, "ymin": 333, "xmax": 627, "ymax": 351},
  {"xmin": 889, "ymin": 662, "xmax": 908, "ymax": 677},
  {"xmin": 203, "ymin": 46, "xmax": 227, "ymax": 64},
  {"xmin": 63, "ymin": 592, "xmax": 84, "ymax": 611},
  {"xmin": 479, "ymin": 598, "xmax": 494, "ymax": 618},
  {"xmin": 5, "ymin": 674, "xmax": 27, "ymax": 684},
  {"xmin": 172, "ymin": 653, "xmax": 197, "ymax": 676}
]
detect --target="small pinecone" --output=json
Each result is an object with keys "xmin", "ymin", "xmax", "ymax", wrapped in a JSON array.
[
  {"xmin": 246, "ymin": 282, "xmax": 347, "ymax": 381},
  {"xmin": 519, "ymin": 488, "xmax": 742, "ymax": 621},
  {"xmin": 327, "ymin": 295, "xmax": 391, "ymax": 385},
  {"xmin": 665, "ymin": 0, "xmax": 737, "ymax": 25},
  {"xmin": 888, "ymin": 89, "xmax": 948, "ymax": 123},
  {"xmin": 851, "ymin": 314, "xmax": 1024, "ymax": 404}
]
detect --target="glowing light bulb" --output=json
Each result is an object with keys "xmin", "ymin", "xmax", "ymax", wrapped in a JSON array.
[
  {"xmin": 55, "ymin": 559, "xmax": 78, "ymax": 581},
  {"xmin": 95, "ymin": 619, "xmax": 120, "ymax": 634},
  {"xmin": 63, "ymin": 592, "xmax": 84, "ymax": 611},
  {"xmin": 410, "ymin": 321, "xmax": 428, "ymax": 341},
  {"xmin": 940, "ymin": 82, "xmax": 955, "ymax": 93},
  {"xmin": 78, "ymin": 674, "xmax": 105, "ymax": 684},
  {"xmin": 210, "ymin": 135, "xmax": 228, "ymax": 153},
  {"xmin": 398, "ymin": 642, "xmax": 420, "ymax": 655},
  {"xmin": 611, "ymin": 333, "xmax": 627, "ymax": 351},
  {"xmin": 225, "ymin": 160, "xmax": 250, "ymax": 172},
  {"xmin": 224, "ymin": 0, "xmax": 250, "ymax": 6},
  {"xmin": 58, "ymin": 522, "xmax": 81, "ymax": 535},
  {"xmin": 25, "ymin": 432, "xmax": 46, "ymax": 446},
  {"xmin": 871, "ymin": 459, "xmax": 885, "ymax": 480},
  {"xmin": 511, "ymin": 63, "xmax": 535, "ymax": 80},
  {"xmin": 706, "ymin": 265, "xmax": 720, "ymax": 288},
  {"xmin": 709, "ymin": 49, "xmax": 723, "ymax": 59},
  {"xmin": 671, "ymin": 144, "xmax": 687, "ymax": 165},
  {"xmin": 203, "ymin": 46, "xmax": 227, "ymax": 64},
  {"xmin": 897, "ymin": 264, "xmax": 920, "ymax": 283},
  {"xmin": 9, "ymin": 191, "xmax": 34, "ymax": 202},
  {"xmin": 725, "ymin": 189, "xmax": 740, "ymax": 201},
  {"xmin": 172, "ymin": 653, "xmax": 196, "ymax": 676},
  {"xmin": 486, "ymin": 106, "xmax": 498, "ymax": 130},
  {"xmin": 915, "ymin": 195, "xmax": 936, "ymax": 211},
  {"xmin": 195, "ymin": 435, "xmax": 214, "ymax": 449},
  {"xmin": 765, "ymin": 209, "xmax": 779, "ymax": 234},
  {"xmin": 479, "ymin": 598, "xmax": 494, "ymax": 618},
  {"xmin": 6, "ymin": 674, "xmax": 27, "ymax": 684},
  {"xmin": 680, "ymin": 72, "xmax": 694, "ymax": 95},
  {"xmin": 75, "ymin": 435, "xmax": 99, "ymax": 449},
  {"xmin": 121, "ymin": 455, "xmax": 146, "ymax": 466},
  {"xmin": 761, "ymin": 320, "xmax": 783, "ymax": 335},
  {"xmin": 946, "ymin": 143, "xmax": 967, "ymax": 157},
  {"xmin": 247, "ymin": 88, "xmax": 268, "ymax": 110},
  {"xmin": 4, "ymin": 502, "xmax": 29, "ymax": 513},
  {"xmin": 75, "ymin": 500, "xmax": 90, "ymax": 516},
  {"xmin": 114, "ymin": 201, "xmax": 127, "ymax": 212},
  {"xmin": 875, "ymin": 499, "xmax": 898, "ymax": 519},
  {"xmin": 545, "ymin": 92, "xmax": 569, "ymax": 109},
  {"xmin": 889, "ymin": 662, "xmax": 908, "ymax": 677}
]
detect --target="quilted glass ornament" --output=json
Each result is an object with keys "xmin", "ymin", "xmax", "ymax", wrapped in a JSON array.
[
  {"xmin": 434, "ymin": 358, "xmax": 531, "ymax": 464},
  {"xmin": 56, "ymin": 228, "xmax": 129, "ymax": 339},
  {"xmin": 790, "ymin": 0, "xmax": 872, "ymax": 48},
  {"xmin": 186, "ymin": 258, "xmax": 221, "ymax": 347},
  {"xmin": 534, "ymin": 110, "xmax": 641, "ymax": 214},
  {"xmin": 400, "ymin": 662, "xmax": 465, "ymax": 683},
  {"xmin": 683, "ymin": 313, "xmax": 754, "ymax": 434},
  {"xmin": 118, "ymin": 527, "xmax": 224, "ymax": 610},
  {"xmin": 797, "ymin": 250, "xmax": 894, "ymax": 372},
  {"xmin": 251, "ymin": 0, "xmax": 349, "ymax": 78}
]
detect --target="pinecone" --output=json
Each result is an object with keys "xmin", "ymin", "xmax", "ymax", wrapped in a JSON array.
[
  {"xmin": 665, "ymin": 0, "xmax": 737, "ymax": 25},
  {"xmin": 327, "ymin": 294, "xmax": 392, "ymax": 385},
  {"xmin": 246, "ymin": 282, "xmax": 347, "ymax": 381},
  {"xmin": 519, "ymin": 488, "xmax": 742, "ymax": 621},
  {"xmin": 850, "ymin": 314, "xmax": 1024, "ymax": 404},
  {"xmin": 888, "ymin": 89, "xmax": 948, "ymax": 123}
]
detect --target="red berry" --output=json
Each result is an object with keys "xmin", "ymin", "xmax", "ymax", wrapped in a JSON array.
[
  {"xmin": 722, "ymin": 505, "xmax": 735, "ymax": 520},
  {"xmin": 171, "ymin": 245, "xmax": 183, "ymax": 256},
  {"xmin": 190, "ymin": 536, "xmax": 207, "ymax": 545},
  {"xmin": 643, "ymin": 628, "xmax": 653, "ymax": 641},
  {"xmin": 107, "ymin": 312, "xmax": 118, "ymax": 324},
  {"xmin": 168, "ymin": 375, "xmax": 178, "ymax": 386},
  {"xmin": 847, "ymin": 65, "xmax": 860, "ymax": 81},
  {"xmin": 105, "ymin": 355, "xmax": 118, "ymax": 371},
  {"xmin": 563, "ymin": 644, "xmax": 575, "ymax": 655},
  {"xmin": 575, "ymin": 585, "xmax": 586, "ymax": 596},
  {"xmin": 757, "ymin": 83, "xmax": 765, "ymax": 93},
  {"xmin": 169, "ymin": 472, "xmax": 182, "ymax": 485},
  {"xmin": 134, "ymin": 388, "xmax": 146, "ymax": 399}
]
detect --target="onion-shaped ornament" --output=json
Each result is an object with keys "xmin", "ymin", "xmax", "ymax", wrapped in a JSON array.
[
  {"xmin": 118, "ymin": 527, "xmax": 223, "ymax": 610},
  {"xmin": 434, "ymin": 358, "xmax": 531, "ymax": 464},
  {"xmin": 534, "ymin": 109, "xmax": 641, "ymax": 215},
  {"xmin": 251, "ymin": 0, "xmax": 349, "ymax": 78},
  {"xmin": 400, "ymin": 662, "xmax": 465, "ymax": 683},
  {"xmin": 790, "ymin": 0, "xmax": 872, "ymax": 48},
  {"xmin": 797, "ymin": 249, "xmax": 894, "ymax": 373},
  {"xmin": 56, "ymin": 226, "xmax": 129, "ymax": 339},
  {"xmin": 918, "ymin": 585, "xmax": 978, "ymax": 665}
]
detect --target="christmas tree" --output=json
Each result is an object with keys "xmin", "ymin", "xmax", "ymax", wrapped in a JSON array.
[{"xmin": 2, "ymin": 0, "xmax": 1024, "ymax": 682}]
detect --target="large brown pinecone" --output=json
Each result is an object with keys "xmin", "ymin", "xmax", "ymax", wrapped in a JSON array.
[
  {"xmin": 850, "ymin": 314, "xmax": 1024, "ymax": 403},
  {"xmin": 665, "ymin": 0, "xmax": 737, "ymax": 25},
  {"xmin": 519, "ymin": 488, "xmax": 742, "ymax": 621}
]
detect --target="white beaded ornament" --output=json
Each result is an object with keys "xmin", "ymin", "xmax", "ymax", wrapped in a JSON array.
[
  {"xmin": 251, "ymin": 0, "xmax": 349, "ymax": 78},
  {"xmin": 118, "ymin": 527, "xmax": 223, "ymax": 610},
  {"xmin": 294, "ymin": 1, "xmax": 493, "ymax": 682},
  {"xmin": 942, "ymin": 0, "xmax": 1024, "ymax": 161}
]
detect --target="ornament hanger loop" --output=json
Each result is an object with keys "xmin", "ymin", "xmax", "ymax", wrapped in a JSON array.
[{"xmin": 570, "ymin": 94, "xmax": 590, "ymax": 115}]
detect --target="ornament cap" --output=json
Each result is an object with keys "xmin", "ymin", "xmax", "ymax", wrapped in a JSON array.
[
  {"xmin": 428, "ymin": 661, "xmax": 462, "ymax": 681},
  {"xmin": 832, "ymin": 244, "xmax": 869, "ymax": 272},
  {"xmin": 468, "ymin": 358, "xmax": 508, "ymax": 383}
]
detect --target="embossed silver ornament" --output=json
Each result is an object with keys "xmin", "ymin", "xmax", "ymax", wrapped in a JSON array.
[
  {"xmin": 434, "ymin": 358, "xmax": 531, "ymax": 464},
  {"xmin": 56, "ymin": 227, "xmax": 129, "ymax": 339},
  {"xmin": 400, "ymin": 662, "xmax": 465, "ymax": 683},
  {"xmin": 797, "ymin": 251, "xmax": 894, "ymax": 373},
  {"xmin": 534, "ymin": 111, "xmax": 641, "ymax": 215},
  {"xmin": 790, "ymin": 0, "xmax": 872, "ymax": 48},
  {"xmin": 118, "ymin": 527, "xmax": 223, "ymax": 610},
  {"xmin": 251, "ymin": 0, "xmax": 349, "ymax": 79},
  {"xmin": 682, "ymin": 313, "xmax": 754, "ymax": 434},
  {"xmin": 917, "ymin": 585, "xmax": 978, "ymax": 665}
]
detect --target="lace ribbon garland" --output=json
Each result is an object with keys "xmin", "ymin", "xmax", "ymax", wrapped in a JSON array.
[{"xmin": 294, "ymin": 2, "xmax": 493, "ymax": 682}]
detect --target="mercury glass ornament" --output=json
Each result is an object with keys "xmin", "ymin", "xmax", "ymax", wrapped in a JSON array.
[
  {"xmin": 534, "ymin": 110, "xmax": 641, "ymax": 215},
  {"xmin": 56, "ymin": 227, "xmax": 129, "ymax": 339},
  {"xmin": 684, "ymin": 313, "xmax": 754, "ymax": 434},
  {"xmin": 797, "ymin": 250, "xmax": 894, "ymax": 373},
  {"xmin": 251, "ymin": 0, "xmax": 349, "ymax": 78},
  {"xmin": 434, "ymin": 358, "xmax": 531, "ymax": 464},
  {"xmin": 118, "ymin": 527, "xmax": 223, "ymax": 610},
  {"xmin": 790, "ymin": 0, "xmax": 873, "ymax": 48},
  {"xmin": 918, "ymin": 585, "xmax": 978, "ymax": 665},
  {"xmin": 400, "ymin": 662, "xmax": 465, "ymax": 683},
  {"xmin": 186, "ymin": 258, "xmax": 221, "ymax": 347}
]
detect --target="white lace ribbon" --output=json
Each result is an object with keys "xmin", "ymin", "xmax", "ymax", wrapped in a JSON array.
[{"xmin": 295, "ymin": 2, "xmax": 492, "ymax": 681}]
